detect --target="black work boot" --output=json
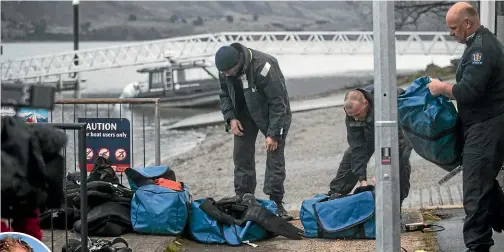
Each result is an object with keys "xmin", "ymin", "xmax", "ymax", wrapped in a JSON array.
[{"xmin": 275, "ymin": 201, "xmax": 294, "ymax": 221}]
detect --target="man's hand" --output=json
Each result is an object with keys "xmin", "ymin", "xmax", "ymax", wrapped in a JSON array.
[
  {"xmin": 360, "ymin": 180, "xmax": 368, "ymax": 187},
  {"xmin": 230, "ymin": 119, "xmax": 244, "ymax": 136},
  {"xmin": 265, "ymin": 137, "xmax": 278, "ymax": 152},
  {"xmin": 426, "ymin": 78, "xmax": 447, "ymax": 96}
]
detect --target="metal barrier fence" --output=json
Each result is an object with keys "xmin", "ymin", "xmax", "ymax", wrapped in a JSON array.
[
  {"xmin": 49, "ymin": 98, "xmax": 161, "ymax": 183},
  {"xmin": 45, "ymin": 123, "xmax": 88, "ymax": 251}
]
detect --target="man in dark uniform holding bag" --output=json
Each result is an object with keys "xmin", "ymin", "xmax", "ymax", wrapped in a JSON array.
[
  {"xmin": 427, "ymin": 2, "xmax": 504, "ymax": 251},
  {"xmin": 214, "ymin": 43, "xmax": 293, "ymax": 221}
]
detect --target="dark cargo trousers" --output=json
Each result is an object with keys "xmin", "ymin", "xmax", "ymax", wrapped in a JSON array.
[
  {"xmin": 329, "ymin": 143, "xmax": 413, "ymax": 205},
  {"xmin": 462, "ymin": 113, "xmax": 504, "ymax": 251},
  {"xmin": 233, "ymin": 115, "xmax": 288, "ymax": 202}
]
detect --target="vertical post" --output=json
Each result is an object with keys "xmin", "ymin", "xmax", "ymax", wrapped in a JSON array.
[
  {"xmin": 78, "ymin": 125, "xmax": 88, "ymax": 251},
  {"xmin": 497, "ymin": 1, "xmax": 504, "ymax": 44},
  {"xmin": 73, "ymin": 0, "xmax": 81, "ymax": 98},
  {"xmin": 373, "ymin": 1, "xmax": 401, "ymax": 252},
  {"xmin": 154, "ymin": 100, "xmax": 161, "ymax": 165},
  {"xmin": 0, "ymin": 0, "xmax": 2, "ymax": 58},
  {"xmin": 480, "ymin": 0, "xmax": 496, "ymax": 34},
  {"xmin": 0, "ymin": 0, "xmax": 2, "ymax": 149}
]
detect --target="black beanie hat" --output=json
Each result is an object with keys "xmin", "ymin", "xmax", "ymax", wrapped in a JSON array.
[{"xmin": 215, "ymin": 46, "xmax": 240, "ymax": 71}]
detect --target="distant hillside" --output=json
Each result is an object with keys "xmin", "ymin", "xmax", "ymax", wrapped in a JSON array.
[{"xmin": 1, "ymin": 1, "xmax": 454, "ymax": 42}]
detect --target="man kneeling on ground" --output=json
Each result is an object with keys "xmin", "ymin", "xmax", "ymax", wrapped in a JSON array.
[{"xmin": 328, "ymin": 86, "xmax": 413, "ymax": 209}]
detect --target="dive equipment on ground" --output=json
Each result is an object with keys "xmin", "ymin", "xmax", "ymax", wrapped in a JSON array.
[
  {"xmin": 62, "ymin": 237, "xmax": 132, "ymax": 252},
  {"xmin": 236, "ymin": 194, "xmax": 303, "ymax": 240},
  {"xmin": 404, "ymin": 222, "xmax": 445, "ymax": 233},
  {"xmin": 301, "ymin": 191, "xmax": 376, "ymax": 239},
  {"xmin": 40, "ymin": 158, "xmax": 133, "ymax": 237},
  {"xmin": 187, "ymin": 193, "xmax": 302, "ymax": 245},
  {"xmin": 126, "ymin": 165, "xmax": 191, "ymax": 236}
]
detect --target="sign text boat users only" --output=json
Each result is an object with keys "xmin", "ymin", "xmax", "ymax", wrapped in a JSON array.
[{"xmin": 78, "ymin": 118, "xmax": 132, "ymax": 172}]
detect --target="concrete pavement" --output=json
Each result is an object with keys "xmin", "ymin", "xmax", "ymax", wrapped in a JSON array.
[{"xmin": 434, "ymin": 209, "xmax": 504, "ymax": 252}]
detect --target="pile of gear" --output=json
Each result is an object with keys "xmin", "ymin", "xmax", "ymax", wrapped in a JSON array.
[
  {"xmin": 82, "ymin": 164, "xmax": 380, "ymax": 243},
  {"xmin": 36, "ymin": 155, "xmax": 383, "ymax": 249},
  {"xmin": 40, "ymin": 156, "xmax": 134, "ymax": 237}
]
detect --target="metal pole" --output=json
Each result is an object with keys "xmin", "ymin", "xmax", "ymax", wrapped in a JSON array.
[
  {"xmin": 78, "ymin": 125, "xmax": 88, "ymax": 251},
  {"xmin": 0, "ymin": 0, "xmax": 2, "ymax": 58},
  {"xmin": 0, "ymin": 1, "xmax": 2, "ymax": 218},
  {"xmin": 373, "ymin": 1, "xmax": 401, "ymax": 251},
  {"xmin": 497, "ymin": 1, "xmax": 504, "ymax": 44},
  {"xmin": 154, "ymin": 100, "xmax": 161, "ymax": 165},
  {"xmin": 48, "ymin": 123, "xmax": 88, "ymax": 251},
  {"xmin": 73, "ymin": 0, "xmax": 81, "ymax": 98},
  {"xmin": 480, "ymin": 0, "xmax": 496, "ymax": 34}
]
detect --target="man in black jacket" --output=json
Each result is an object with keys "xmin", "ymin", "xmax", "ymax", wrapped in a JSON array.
[
  {"xmin": 215, "ymin": 43, "xmax": 293, "ymax": 221},
  {"xmin": 328, "ymin": 86, "xmax": 413, "ymax": 208},
  {"xmin": 427, "ymin": 2, "xmax": 504, "ymax": 252}
]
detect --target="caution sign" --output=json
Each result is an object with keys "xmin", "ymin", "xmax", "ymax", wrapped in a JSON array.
[
  {"xmin": 115, "ymin": 148, "xmax": 127, "ymax": 161},
  {"xmin": 78, "ymin": 118, "xmax": 131, "ymax": 172},
  {"xmin": 86, "ymin": 148, "xmax": 94, "ymax": 160}
]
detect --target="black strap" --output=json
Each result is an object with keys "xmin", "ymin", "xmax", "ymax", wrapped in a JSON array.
[{"xmin": 199, "ymin": 198, "xmax": 235, "ymax": 226}]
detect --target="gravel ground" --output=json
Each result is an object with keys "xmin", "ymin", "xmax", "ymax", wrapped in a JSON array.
[{"xmin": 163, "ymin": 104, "xmax": 463, "ymax": 211}]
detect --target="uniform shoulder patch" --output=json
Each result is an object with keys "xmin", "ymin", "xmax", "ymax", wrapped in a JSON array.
[
  {"xmin": 260, "ymin": 62, "xmax": 271, "ymax": 77},
  {"xmin": 470, "ymin": 51, "xmax": 483, "ymax": 65}
]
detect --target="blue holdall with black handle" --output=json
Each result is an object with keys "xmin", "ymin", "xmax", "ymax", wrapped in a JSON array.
[
  {"xmin": 187, "ymin": 196, "xmax": 279, "ymax": 245},
  {"xmin": 125, "ymin": 165, "xmax": 191, "ymax": 236},
  {"xmin": 300, "ymin": 191, "xmax": 376, "ymax": 239},
  {"xmin": 397, "ymin": 76, "xmax": 463, "ymax": 172}
]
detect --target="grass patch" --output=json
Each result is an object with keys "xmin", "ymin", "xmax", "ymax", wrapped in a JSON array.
[
  {"xmin": 164, "ymin": 237, "xmax": 184, "ymax": 252},
  {"xmin": 423, "ymin": 210, "xmax": 442, "ymax": 222},
  {"xmin": 420, "ymin": 210, "xmax": 444, "ymax": 252}
]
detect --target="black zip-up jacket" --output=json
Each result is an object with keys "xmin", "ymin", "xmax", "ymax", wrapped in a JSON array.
[
  {"xmin": 346, "ymin": 85, "xmax": 409, "ymax": 181},
  {"xmin": 218, "ymin": 43, "xmax": 292, "ymax": 140},
  {"xmin": 452, "ymin": 26, "xmax": 504, "ymax": 126}
]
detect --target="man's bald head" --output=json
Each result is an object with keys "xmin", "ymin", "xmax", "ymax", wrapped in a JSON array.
[
  {"xmin": 446, "ymin": 2, "xmax": 481, "ymax": 44},
  {"xmin": 344, "ymin": 90, "xmax": 369, "ymax": 121}
]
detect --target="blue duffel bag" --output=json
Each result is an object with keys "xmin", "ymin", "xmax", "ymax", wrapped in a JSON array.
[
  {"xmin": 187, "ymin": 197, "xmax": 278, "ymax": 245},
  {"xmin": 300, "ymin": 191, "xmax": 376, "ymax": 239},
  {"xmin": 125, "ymin": 165, "xmax": 191, "ymax": 236},
  {"xmin": 397, "ymin": 76, "xmax": 462, "ymax": 172}
]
